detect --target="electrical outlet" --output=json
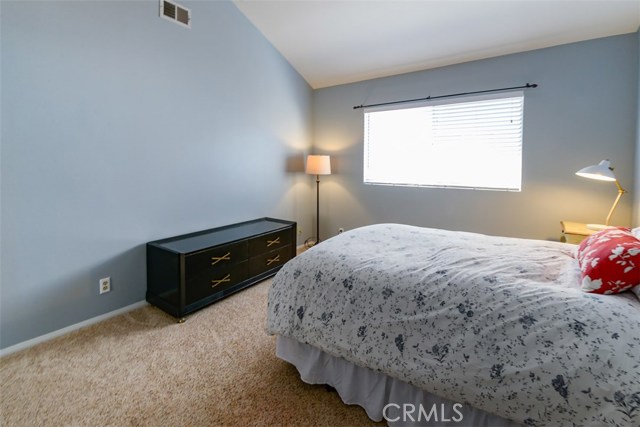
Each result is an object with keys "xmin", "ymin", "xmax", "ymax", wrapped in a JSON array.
[
  {"xmin": 99, "ymin": 277, "xmax": 111, "ymax": 294},
  {"xmin": 338, "ymin": 227, "xmax": 344, "ymax": 234}
]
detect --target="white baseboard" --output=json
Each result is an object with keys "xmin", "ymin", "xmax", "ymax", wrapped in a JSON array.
[
  {"xmin": 0, "ymin": 300, "xmax": 148, "ymax": 357},
  {"xmin": 3, "ymin": 247, "xmax": 305, "ymax": 357}
]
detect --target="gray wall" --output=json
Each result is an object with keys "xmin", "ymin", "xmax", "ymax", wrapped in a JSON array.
[
  {"xmin": 0, "ymin": 1, "xmax": 313, "ymax": 349},
  {"xmin": 313, "ymin": 34, "xmax": 638, "ymax": 241},
  {"xmin": 635, "ymin": 28, "xmax": 640, "ymax": 227}
]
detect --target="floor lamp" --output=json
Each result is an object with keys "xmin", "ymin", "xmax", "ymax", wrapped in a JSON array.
[
  {"xmin": 306, "ymin": 155, "xmax": 331, "ymax": 245},
  {"xmin": 575, "ymin": 159, "xmax": 626, "ymax": 230}
]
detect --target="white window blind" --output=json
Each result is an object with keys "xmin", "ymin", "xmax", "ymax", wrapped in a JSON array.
[{"xmin": 363, "ymin": 92, "xmax": 524, "ymax": 191}]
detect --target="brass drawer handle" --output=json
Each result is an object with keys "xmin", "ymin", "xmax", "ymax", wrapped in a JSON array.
[
  {"xmin": 211, "ymin": 274, "xmax": 231, "ymax": 288},
  {"xmin": 211, "ymin": 252, "xmax": 231, "ymax": 266},
  {"xmin": 266, "ymin": 237, "xmax": 281, "ymax": 247},
  {"xmin": 266, "ymin": 255, "xmax": 281, "ymax": 266}
]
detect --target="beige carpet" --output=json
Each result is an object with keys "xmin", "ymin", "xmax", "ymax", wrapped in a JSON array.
[{"xmin": 0, "ymin": 280, "xmax": 383, "ymax": 426}]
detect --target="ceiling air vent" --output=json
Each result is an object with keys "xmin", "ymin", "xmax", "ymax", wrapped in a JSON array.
[{"xmin": 160, "ymin": 0, "xmax": 191, "ymax": 28}]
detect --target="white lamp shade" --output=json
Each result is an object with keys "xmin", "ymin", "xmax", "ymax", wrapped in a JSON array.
[
  {"xmin": 575, "ymin": 160, "xmax": 616, "ymax": 182},
  {"xmin": 306, "ymin": 155, "xmax": 331, "ymax": 175}
]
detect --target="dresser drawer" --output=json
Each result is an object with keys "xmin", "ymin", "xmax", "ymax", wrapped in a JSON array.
[
  {"xmin": 249, "ymin": 229, "xmax": 291, "ymax": 257},
  {"xmin": 185, "ymin": 241, "xmax": 248, "ymax": 274},
  {"xmin": 249, "ymin": 246, "xmax": 291, "ymax": 277},
  {"xmin": 147, "ymin": 218, "xmax": 296, "ymax": 320},
  {"xmin": 185, "ymin": 262, "xmax": 248, "ymax": 305}
]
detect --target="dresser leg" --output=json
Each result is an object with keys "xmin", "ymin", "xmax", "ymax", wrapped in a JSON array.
[{"xmin": 177, "ymin": 317, "xmax": 186, "ymax": 324}]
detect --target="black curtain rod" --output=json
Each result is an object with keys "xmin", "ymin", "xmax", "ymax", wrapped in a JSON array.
[{"xmin": 353, "ymin": 83, "xmax": 538, "ymax": 110}]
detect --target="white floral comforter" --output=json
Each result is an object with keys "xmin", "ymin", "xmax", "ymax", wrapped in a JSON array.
[{"xmin": 266, "ymin": 224, "xmax": 640, "ymax": 427}]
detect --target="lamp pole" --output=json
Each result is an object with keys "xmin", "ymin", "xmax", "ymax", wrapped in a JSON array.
[
  {"xmin": 605, "ymin": 180, "xmax": 626, "ymax": 226},
  {"xmin": 305, "ymin": 154, "xmax": 331, "ymax": 246},
  {"xmin": 316, "ymin": 174, "xmax": 320, "ymax": 243}
]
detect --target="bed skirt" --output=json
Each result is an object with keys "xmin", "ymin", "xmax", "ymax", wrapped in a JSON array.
[{"xmin": 276, "ymin": 336, "xmax": 523, "ymax": 427}]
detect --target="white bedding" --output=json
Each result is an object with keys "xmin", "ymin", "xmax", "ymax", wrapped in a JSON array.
[{"xmin": 266, "ymin": 224, "xmax": 640, "ymax": 427}]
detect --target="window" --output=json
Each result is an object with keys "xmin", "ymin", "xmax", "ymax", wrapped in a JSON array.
[{"xmin": 363, "ymin": 92, "xmax": 524, "ymax": 191}]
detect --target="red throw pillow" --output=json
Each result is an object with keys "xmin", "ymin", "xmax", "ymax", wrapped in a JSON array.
[{"xmin": 577, "ymin": 228, "xmax": 640, "ymax": 294}]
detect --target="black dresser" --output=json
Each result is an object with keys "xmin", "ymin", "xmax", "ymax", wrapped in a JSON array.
[{"xmin": 146, "ymin": 217, "xmax": 296, "ymax": 321}]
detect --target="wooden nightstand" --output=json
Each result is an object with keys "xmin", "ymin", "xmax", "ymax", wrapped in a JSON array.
[{"xmin": 560, "ymin": 221, "xmax": 597, "ymax": 244}]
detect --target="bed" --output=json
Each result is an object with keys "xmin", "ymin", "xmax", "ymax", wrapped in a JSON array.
[{"xmin": 266, "ymin": 224, "xmax": 640, "ymax": 427}]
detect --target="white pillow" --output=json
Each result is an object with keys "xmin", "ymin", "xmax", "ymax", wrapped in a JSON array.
[
  {"xmin": 632, "ymin": 228, "xmax": 640, "ymax": 239},
  {"xmin": 632, "ymin": 285, "xmax": 640, "ymax": 301}
]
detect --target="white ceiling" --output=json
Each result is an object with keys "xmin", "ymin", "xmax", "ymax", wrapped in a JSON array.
[{"xmin": 233, "ymin": 0, "xmax": 640, "ymax": 89}]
